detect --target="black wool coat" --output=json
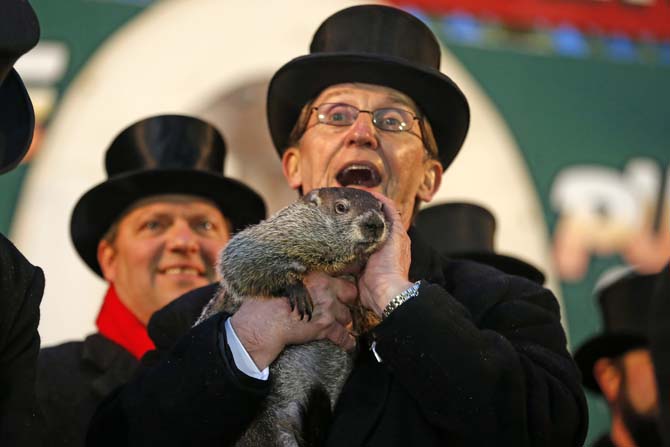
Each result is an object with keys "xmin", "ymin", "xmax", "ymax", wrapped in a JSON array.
[
  {"xmin": 87, "ymin": 228, "xmax": 588, "ymax": 446},
  {"xmin": 0, "ymin": 234, "xmax": 44, "ymax": 446},
  {"xmin": 37, "ymin": 333, "xmax": 139, "ymax": 447}
]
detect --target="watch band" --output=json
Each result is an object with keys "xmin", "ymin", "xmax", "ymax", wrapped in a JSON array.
[{"xmin": 382, "ymin": 280, "xmax": 421, "ymax": 320}]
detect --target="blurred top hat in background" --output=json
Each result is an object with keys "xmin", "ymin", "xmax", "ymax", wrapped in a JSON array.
[
  {"xmin": 414, "ymin": 202, "xmax": 546, "ymax": 285},
  {"xmin": 574, "ymin": 267, "xmax": 660, "ymax": 393}
]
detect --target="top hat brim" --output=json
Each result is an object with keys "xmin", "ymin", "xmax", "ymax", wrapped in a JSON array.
[
  {"xmin": 268, "ymin": 53, "xmax": 470, "ymax": 169},
  {"xmin": 71, "ymin": 169, "xmax": 266, "ymax": 277},
  {"xmin": 574, "ymin": 333, "xmax": 648, "ymax": 393},
  {"xmin": 456, "ymin": 251, "xmax": 546, "ymax": 285},
  {"xmin": 0, "ymin": 69, "xmax": 35, "ymax": 174}
]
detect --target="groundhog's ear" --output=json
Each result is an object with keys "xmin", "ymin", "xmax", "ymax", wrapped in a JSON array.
[
  {"xmin": 282, "ymin": 147, "xmax": 302, "ymax": 190},
  {"xmin": 305, "ymin": 189, "xmax": 321, "ymax": 206}
]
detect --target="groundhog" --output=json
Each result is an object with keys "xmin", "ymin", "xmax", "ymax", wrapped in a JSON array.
[{"xmin": 196, "ymin": 187, "xmax": 389, "ymax": 447}]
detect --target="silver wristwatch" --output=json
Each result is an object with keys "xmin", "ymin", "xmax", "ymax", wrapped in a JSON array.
[{"xmin": 382, "ymin": 281, "xmax": 421, "ymax": 320}]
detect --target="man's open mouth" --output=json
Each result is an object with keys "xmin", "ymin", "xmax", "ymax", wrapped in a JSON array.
[{"xmin": 335, "ymin": 163, "xmax": 382, "ymax": 188}]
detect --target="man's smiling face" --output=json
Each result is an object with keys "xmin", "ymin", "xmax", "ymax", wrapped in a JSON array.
[
  {"xmin": 97, "ymin": 194, "xmax": 230, "ymax": 324},
  {"xmin": 282, "ymin": 83, "xmax": 442, "ymax": 229}
]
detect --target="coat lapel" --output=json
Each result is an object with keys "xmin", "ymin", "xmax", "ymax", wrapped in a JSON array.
[
  {"xmin": 81, "ymin": 334, "xmax": 138, "ymax": 399},
  {"xmin": 327, "ymin": 348, "xmax": 391, "ymax": 446},
  {"xmin": 326, "ymin": 228, "xmax": 445, "ymax": 445}
]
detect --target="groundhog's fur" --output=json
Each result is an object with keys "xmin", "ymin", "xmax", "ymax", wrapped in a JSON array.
[{"xmin": 196, "ymin": 187, "xmax": 389, "ymax": 447}]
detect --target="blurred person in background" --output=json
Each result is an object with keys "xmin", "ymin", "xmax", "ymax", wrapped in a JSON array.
[
  {"xmin": 0, "ymin": 1, "xmax": 44, "ymax": 445},
  {"xmin": 414, "ymin": 202, "xmax": 546, "ymax": 285},
  {"xmin": 575, "ymin": 268, "xmax": 665, "ymax": 447},
  {"xmin": 650, "ymin": 261, "xmax": 670, "ymax": 447},
  {"xmin": 36, "ymin": 114, "xmax": 266, "ymax": 447},
  {"xmin": 88, "ymin": 5, "xmax": 586, "ymax": 446}
]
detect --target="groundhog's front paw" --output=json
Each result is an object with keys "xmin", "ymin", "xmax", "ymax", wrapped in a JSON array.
[{"xmin": 285, "ymin": 284, "xmax": 314, "ymax": 320}]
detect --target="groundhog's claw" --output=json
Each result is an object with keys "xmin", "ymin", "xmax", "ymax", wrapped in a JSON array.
[{"xmin": 286, "ymin": 284, "xmax": 314, "ymax": 321}]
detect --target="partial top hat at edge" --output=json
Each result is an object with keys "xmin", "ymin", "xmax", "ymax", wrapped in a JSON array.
[
  {"xmin": 414, "ymin": 202, "xmax": 546, "ymax": 285},
  {"xmin": 0, "ymin": 0, "xmax": 40, "ymax": 174},
  {"xmin": 267, "ymin": 4, "xmax": 470, "ymax": 170},
  {"xmin": 70, "ymin": 114, "xmax": 267, "ymax": 277}
]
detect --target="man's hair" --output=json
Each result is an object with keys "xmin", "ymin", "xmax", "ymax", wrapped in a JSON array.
[{"xmin": 102, "ymin": 221, "xmax": 120, "ymax": 245}]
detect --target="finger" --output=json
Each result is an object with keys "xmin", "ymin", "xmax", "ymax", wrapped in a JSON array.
[
  {"xmin": 304, "ymin": 272, "xmax": 358, "ymax": 306},
  {"xmin": 368, "ymin": 191, "xmax": 403, "ymax": 231},
  {"xmin": 330, "ymin": 300, "xmax": 353, "ymax": 327},
  {"xmin": 325, "ymin": 324, "xmax": 356, "ymax": 352},
  {"xmin": 331, "ymin": 277, "xmax": 358, "ymax": 304},
  {"xmin": 303, "ymin": 271, "xmax": 331, "ymax": 289}
]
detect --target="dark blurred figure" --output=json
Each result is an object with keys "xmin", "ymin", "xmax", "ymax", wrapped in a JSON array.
[
  {"xmin": 414, "ymin": 202, "xmax": 546, "ymax": 285},
  {"xmin": 650, "ymin": 261, "xmax": 670, "ymax": 447},
  {"xmin": 575, "ymin": 268, "xmax": 664, "ymax": 447},
  {"xmin": 0, "ymin": 1, "xmax": 43, "ymax": 446},
  {"xmin": 36, "ymin": 115, "xmax": 266, "ymax": 447}
]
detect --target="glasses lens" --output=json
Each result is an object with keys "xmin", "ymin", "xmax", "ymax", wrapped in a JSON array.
[
  {"xmin": 373, "ymin": 108, "xmax": 413, "ymax": 132},
  {"xmin": 317, "ymin": 103, "xmax": 357, "ymax": 126}
]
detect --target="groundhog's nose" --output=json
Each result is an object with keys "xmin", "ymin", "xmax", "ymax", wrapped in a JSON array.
[{"xmin": 362, "ymin": 213, "xmax": 385, "ymax": 240}]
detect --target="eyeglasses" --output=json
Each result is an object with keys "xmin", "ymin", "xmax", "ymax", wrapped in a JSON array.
[{"xmin": 312, "ymin": 103, "xmax": 421, "ymax": 133}]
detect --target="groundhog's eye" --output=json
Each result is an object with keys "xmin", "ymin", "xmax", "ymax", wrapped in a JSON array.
[{"xmin": 335, "ymin": 201, "xmax": 349, "ymax": 214}]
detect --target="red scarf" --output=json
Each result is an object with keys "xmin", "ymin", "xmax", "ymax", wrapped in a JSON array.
[{"xmin": 96, "ymin": 284, "xmax": 155, "ymax": 359}]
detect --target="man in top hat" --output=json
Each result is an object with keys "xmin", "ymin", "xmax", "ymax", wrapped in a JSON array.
[
  {"xmin": 36, "ymin": 114, "xmax": 266, "ymax": 447},
  {"xmin": 575, "ymin": 268, "xmax": 664, "ymax": 446},
  {"xmin": 414, "ymin": 202, "xmax": 546, "ymax": 284},
  {"xmin": 0, "ymin": 1, "xmax": 44, "ymax": 445},
  {"xmin": 88, "ymin": 5, "xmax": 586, "ymax": 446},
  {"xmin": 650, "ymin": 262, "xmax": 670, "ymax": 446}
]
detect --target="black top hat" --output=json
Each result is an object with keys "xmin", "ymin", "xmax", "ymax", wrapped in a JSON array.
[
  {"xmin": 267, "ymin": 5, "xmax": 470, "ymax": 169},
  {"xmin": 414, "ymin": 202, "xmax": 546, "ymax": 284},
  {"xmin": 574, "ymin": 269, "xmax": 660, "ymax": 393},
  {"xmin": 70, "ymin": 114, "xmax": 267, "ymax": 277},
  {"xmin": 0, "ymin": 0, "xmax": 40, "ymax": 174}
]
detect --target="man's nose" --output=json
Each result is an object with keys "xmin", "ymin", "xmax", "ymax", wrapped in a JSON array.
[
  {"xmin": 166, "ymin": 221, "xmax": 199, "ymax": 252},
  {"xmin": 344, "ymin": 112, "xmax": 378, "ymax": 150}
]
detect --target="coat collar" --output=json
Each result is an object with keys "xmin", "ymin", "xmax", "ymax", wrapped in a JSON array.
[
  {"xmin": 408, "ymin": 225, "xmax": 445, "ymax": 285},
  {"xmin": 96, "ymin": 284, "xmax": 155, "ymax": 359}
]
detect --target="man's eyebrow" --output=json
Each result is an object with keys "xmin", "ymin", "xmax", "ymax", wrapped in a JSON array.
[
  {"xmin": 319, "ymin": 88, "xmax": 418, "ymax": 111},
  {"xmin": 129, "ymin": 207, "xmax": 174, "ymax": 220},
  {"xmin": 386, "ymin": 92, "xmax": 418, "ymax": 111},
  {"xmin": 318, "ymin": 87, "xmax": 356, "ymax": 102},
  {"xmin": 187, "ymin": 212, "xmax": 218, "ymax": 220}
]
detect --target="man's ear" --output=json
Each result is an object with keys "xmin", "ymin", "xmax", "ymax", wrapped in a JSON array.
[
  {"xmin": 282, "ymin": 147, "xmax": 302, "ymax": 191},
  {"xmin": 416, "ymin": 159, "xmax": 442, "ymax": 203},
  {"xmin": 97, "ymin": 239, "xmax": 117, "ymax": 282},
  {"xmin": 593, "ymin": 358, "xmax": 622, "ymax": 404}
]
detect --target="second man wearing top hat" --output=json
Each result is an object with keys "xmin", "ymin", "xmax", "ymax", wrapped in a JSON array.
[{"xmin": 36, "ymin": 115, "xmax": 266, "ymax": 447}]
